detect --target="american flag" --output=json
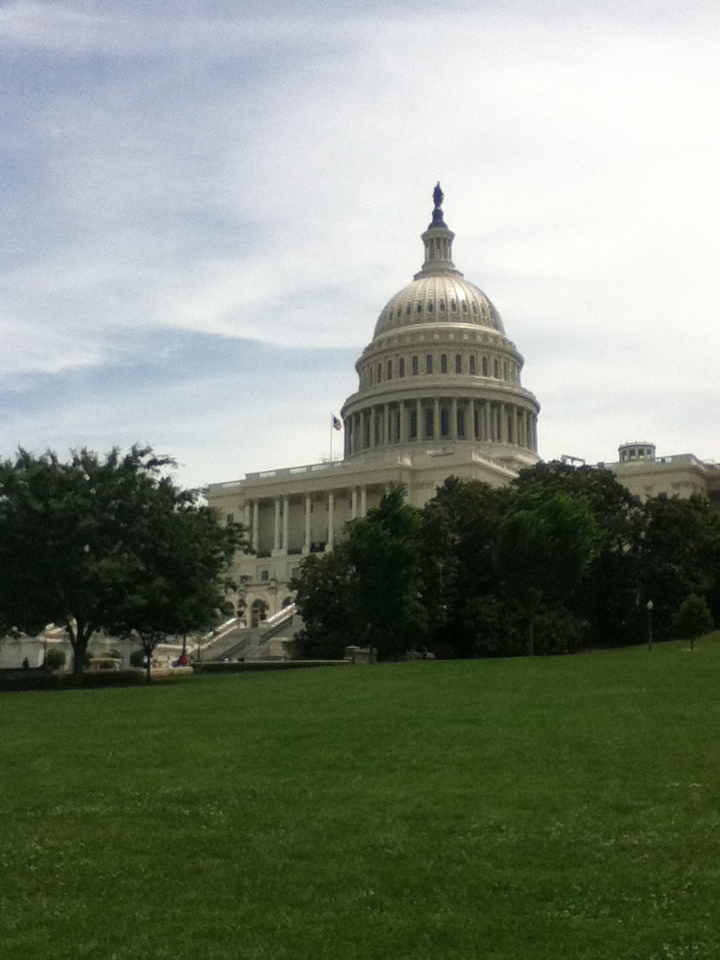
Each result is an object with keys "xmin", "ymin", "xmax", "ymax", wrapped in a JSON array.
[{"xmin": 332, "ymin": 415, "xmax": 342, "ymax": 431}]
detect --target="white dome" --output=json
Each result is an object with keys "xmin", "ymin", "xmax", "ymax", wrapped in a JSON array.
[{"xmin": 373, "ymin": 273, "xmax": 505, "ymax": 339}]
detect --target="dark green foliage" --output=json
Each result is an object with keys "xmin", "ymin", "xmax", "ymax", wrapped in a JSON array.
[
  {"xmin": 636, "ymin": 495, "xmax": 720, "ymax": 640},
  {"xmin": 513, "ymin": 463, "xmax": 642, "ymax": 647},
  {"xmin": 672, "ymin": 594, "xmax": 713, "ymax": 650},
  {"xmin": 0, "ymin": 445, "xmax": 244, "ymax": 677},
  {"xmin": 420, "ymin": 478, "xmax": 510, "ymax": 656},
  {"xmin": 496, "ymin": 485, "xmax": 600, "ymax": 655},
  {"xmin": 129, "ymin": 649, "xmax": 145, "ymax": 668},
  {"xmin": 43, "ymin": 647, "xmax": 66, "ymax": 671},
  {"xmin": 292, "ymin": 549, "xmax": 354, "ymax": 659},
  {"xmin": 292, "ymin": 464, "xmax": 720, "ymax": 659},
  {"xmin": 294, "ymin": 486, "xmax": 427, "ymax": 659}
]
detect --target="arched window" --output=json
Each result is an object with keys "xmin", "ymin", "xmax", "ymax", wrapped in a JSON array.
[
  {"xmin": 399, "ymin": 357, "xmax": 406, "ymax": 377},
  {"xmin": 440, "ymin": 354, "xmax": 448, "ymax": 373},
  {"xmin": 411, "ymin": 355, "xmax": 419, "ymax": 375},
  {"xmin": 493, "ymin": 359, "xmax": 500, "ymax": 378},
  {"xmin": 455, "ymin": 354, "xmax": 462, "ymax": 374},
  {"xmin": 482, "ymin": 357, "xmax": 488, "ymax": 376},
  {"xmin": 426, "ymin": 355, "xmax": 433, "ymax": 374},
  {"xmin": 387, "ymin": 359, "xmax": 393, "ymax": 380},
  {"xmin": 469, "ymin": 355, "xmax": 477, "ymax": 375},
  {"xmin": 377, "ymin": 363, "xmax": 382, "ymax": 383}
]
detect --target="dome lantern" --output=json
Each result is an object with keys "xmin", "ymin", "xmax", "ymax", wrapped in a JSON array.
[{"xmin": 417, "ymin": 182, "xmax": 458, "ymax": 277}]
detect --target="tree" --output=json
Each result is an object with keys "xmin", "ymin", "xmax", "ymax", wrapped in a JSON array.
[
  {"xmin": 0, "ymin": 446, "xmax": 243, "ymax": 677},
  {"xmin": 344, "ymin": 486, "xmax": 428, "ymax": 658},
  {"xmin": 513, "ymin": 462, "xmax": 643, "ymax": 647},
  {"xmin": 495, "ymin": 486, "xmax": 600, "ymax": 655},
  {"xmin": 291, "ymin": 547, "xmax": 354, "ymax": 659},
  {"xmin": 636, "ymin": 495, "xmax": 720, "ymax": 640},
  {"xmin": 420, "ymin": 477, "xmax": 510, "ymax": 656},
  {"xmin": 672, "ymin": 594, "xmax": 714, "ymax": 651},
  {"xmin": 293, "ymin": 486, "xmax": 427, "ymax": 660}
]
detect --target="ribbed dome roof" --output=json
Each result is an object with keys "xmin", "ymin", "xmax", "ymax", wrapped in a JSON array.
[
  {"xmin": 372, "ymin": 183, "xmax": 504, "ymax": 341},
  {"xmin": 373, "ymin": 273, "xmax": 505, "ymax": 339}
]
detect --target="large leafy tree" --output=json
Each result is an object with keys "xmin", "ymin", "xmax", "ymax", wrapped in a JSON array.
[
  {"xmin": 495, "ymin": 485, "xmax": 601, "ymax": 655},
  {"xmin": 513, "ymin": 463, "xmax": 643, "ymax": 646},
  {"xmin": 636, "ymin": 495, "xmax": 720, "ymax": 640},
  {"xmin": 0, "ymin": 446, "xmax": 242, "ymax": 676},
  {"xmin": 293, "ymin": 486, "xmax": 427, "ymax": 660},
  {"xmin": 420, "ymin": 477, "xmax": 510, "ymax": 656}
]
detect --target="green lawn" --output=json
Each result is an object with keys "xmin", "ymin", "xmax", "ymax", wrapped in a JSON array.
[{"xmin": 2, "ymin": 640, "xmax": 720, "ymax": 959}]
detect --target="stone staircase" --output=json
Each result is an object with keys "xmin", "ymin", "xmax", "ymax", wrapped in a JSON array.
[{"xmin": 202, "ymin": 604, "xmax": 299, "ymax": 662}]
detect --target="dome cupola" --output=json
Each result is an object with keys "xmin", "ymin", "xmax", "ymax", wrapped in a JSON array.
[
  {"xmin": 373, "ymin": 183, "xmax": 505, "ymax": 340},
  {"xmin": 341, "ymin": 185, "xmax": 540, "ymax": 473}
]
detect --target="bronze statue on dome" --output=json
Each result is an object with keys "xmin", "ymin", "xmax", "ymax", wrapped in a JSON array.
[{"xmin": 430, "ymin": 182, "xmax": 446, "ymax": 228}]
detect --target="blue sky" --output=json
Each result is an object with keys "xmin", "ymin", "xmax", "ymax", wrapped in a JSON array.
[{"xmin": 1, "ymin": 0, "xmax": 719, "ymax": 487}]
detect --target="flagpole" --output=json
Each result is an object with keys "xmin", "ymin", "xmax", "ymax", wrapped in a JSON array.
[{"xmin": 330, "ymin": 415, "xmax": 333, "ymax": 462}]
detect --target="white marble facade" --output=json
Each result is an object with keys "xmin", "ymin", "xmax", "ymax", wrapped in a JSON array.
[{"xmin": 208, "ymin": 185, "xmax": 541, "ymax": 619}]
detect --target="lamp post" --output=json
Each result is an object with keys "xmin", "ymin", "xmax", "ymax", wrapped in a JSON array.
[{"xmin": 647, "ymin": 600, "xmax": 654, "ymax": 653}]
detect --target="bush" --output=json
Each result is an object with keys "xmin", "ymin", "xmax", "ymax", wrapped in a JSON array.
[
  {"xmin": 672, "ymin": 594, "xmax": 713, "ymax": 650},
  {"xmin": 44, "ymin": 647, "xmax": 66, "ymax": 670},
  {"xmin": 129, "ymin": 649, "xmax": 146, "ymax": 668}
]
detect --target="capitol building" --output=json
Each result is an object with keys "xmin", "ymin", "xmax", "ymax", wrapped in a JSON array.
[{"xmin": 207, "ymin": 185, "xmax": 719, "ymax": 625}]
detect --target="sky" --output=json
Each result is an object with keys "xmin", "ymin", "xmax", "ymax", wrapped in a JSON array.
[{"xmin": 1, "ymin": 0, "xmax": 719, "ymax": 489}]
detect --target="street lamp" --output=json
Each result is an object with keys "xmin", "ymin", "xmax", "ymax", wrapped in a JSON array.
[{"xmin": 647, "ymin": 600, "xmax": 654, "ymax": 653}]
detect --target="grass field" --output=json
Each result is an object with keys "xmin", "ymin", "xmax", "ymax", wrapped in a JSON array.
[{"xmin": 2, "ymin": 639, "xmax": 720, "ymax": 960}]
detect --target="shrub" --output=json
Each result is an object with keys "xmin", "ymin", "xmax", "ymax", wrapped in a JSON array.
[
  {"xmin": 129, "ymin": 649, "xmax": 145, "ymax": 668},
  {"xmin": 672, "ymin": 594, "xmax": 713, "ymax": 650},
  {"xmin": 44, "ymin": 647, "xmax": 66, "ymax": 670}
]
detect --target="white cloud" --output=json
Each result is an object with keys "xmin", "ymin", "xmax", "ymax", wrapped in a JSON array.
[{"xmin": 1, "ymin": 0, "xmax": 719, "ymax": 482}]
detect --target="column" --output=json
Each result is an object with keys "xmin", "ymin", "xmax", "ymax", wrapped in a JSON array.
[
  {"xmin": 451, "ymin": 398, "xmax": 458, "ymax": 440},
  {"xmin": 469, "ymin": 399, "xmax": 476, "ymax": 440},
  {"xmin": 327, "ymin": 492, "xmax": 335, "ymax": 548},
  {"xmin": 400, "ymin": 401, "xmax": 408, "ymax": 443},
  {"xmin": 303, "ymin": 494, "xmax": 312, "ymax": 553},
  {"xmin": 252, "ymin": 501, "xmax": 259, "ymax": 552},
  {"xmin": 433, "ymin": 398, "xmax": 440, "ymax": 439},
  {"xmin": 351, "ymin": 487, "xmax": 358, "ymax": 519},
  {"xmin": 415, "ymin": 399, "xmax": 421, "ymax": 440},
  {"xmin": 360, "ymin": 485, "xmax": 367, "ymax": 517},
  {"xmin": 244, "ymin": 500, "xmax": 251, "ymax": 534},
  {"xmin": 273, "ymin": 498, "xmax": 281, "ymax": 552},
  {"xmin": 282, "ymin": 496, "xmax": 289, "ymax": 550}
]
